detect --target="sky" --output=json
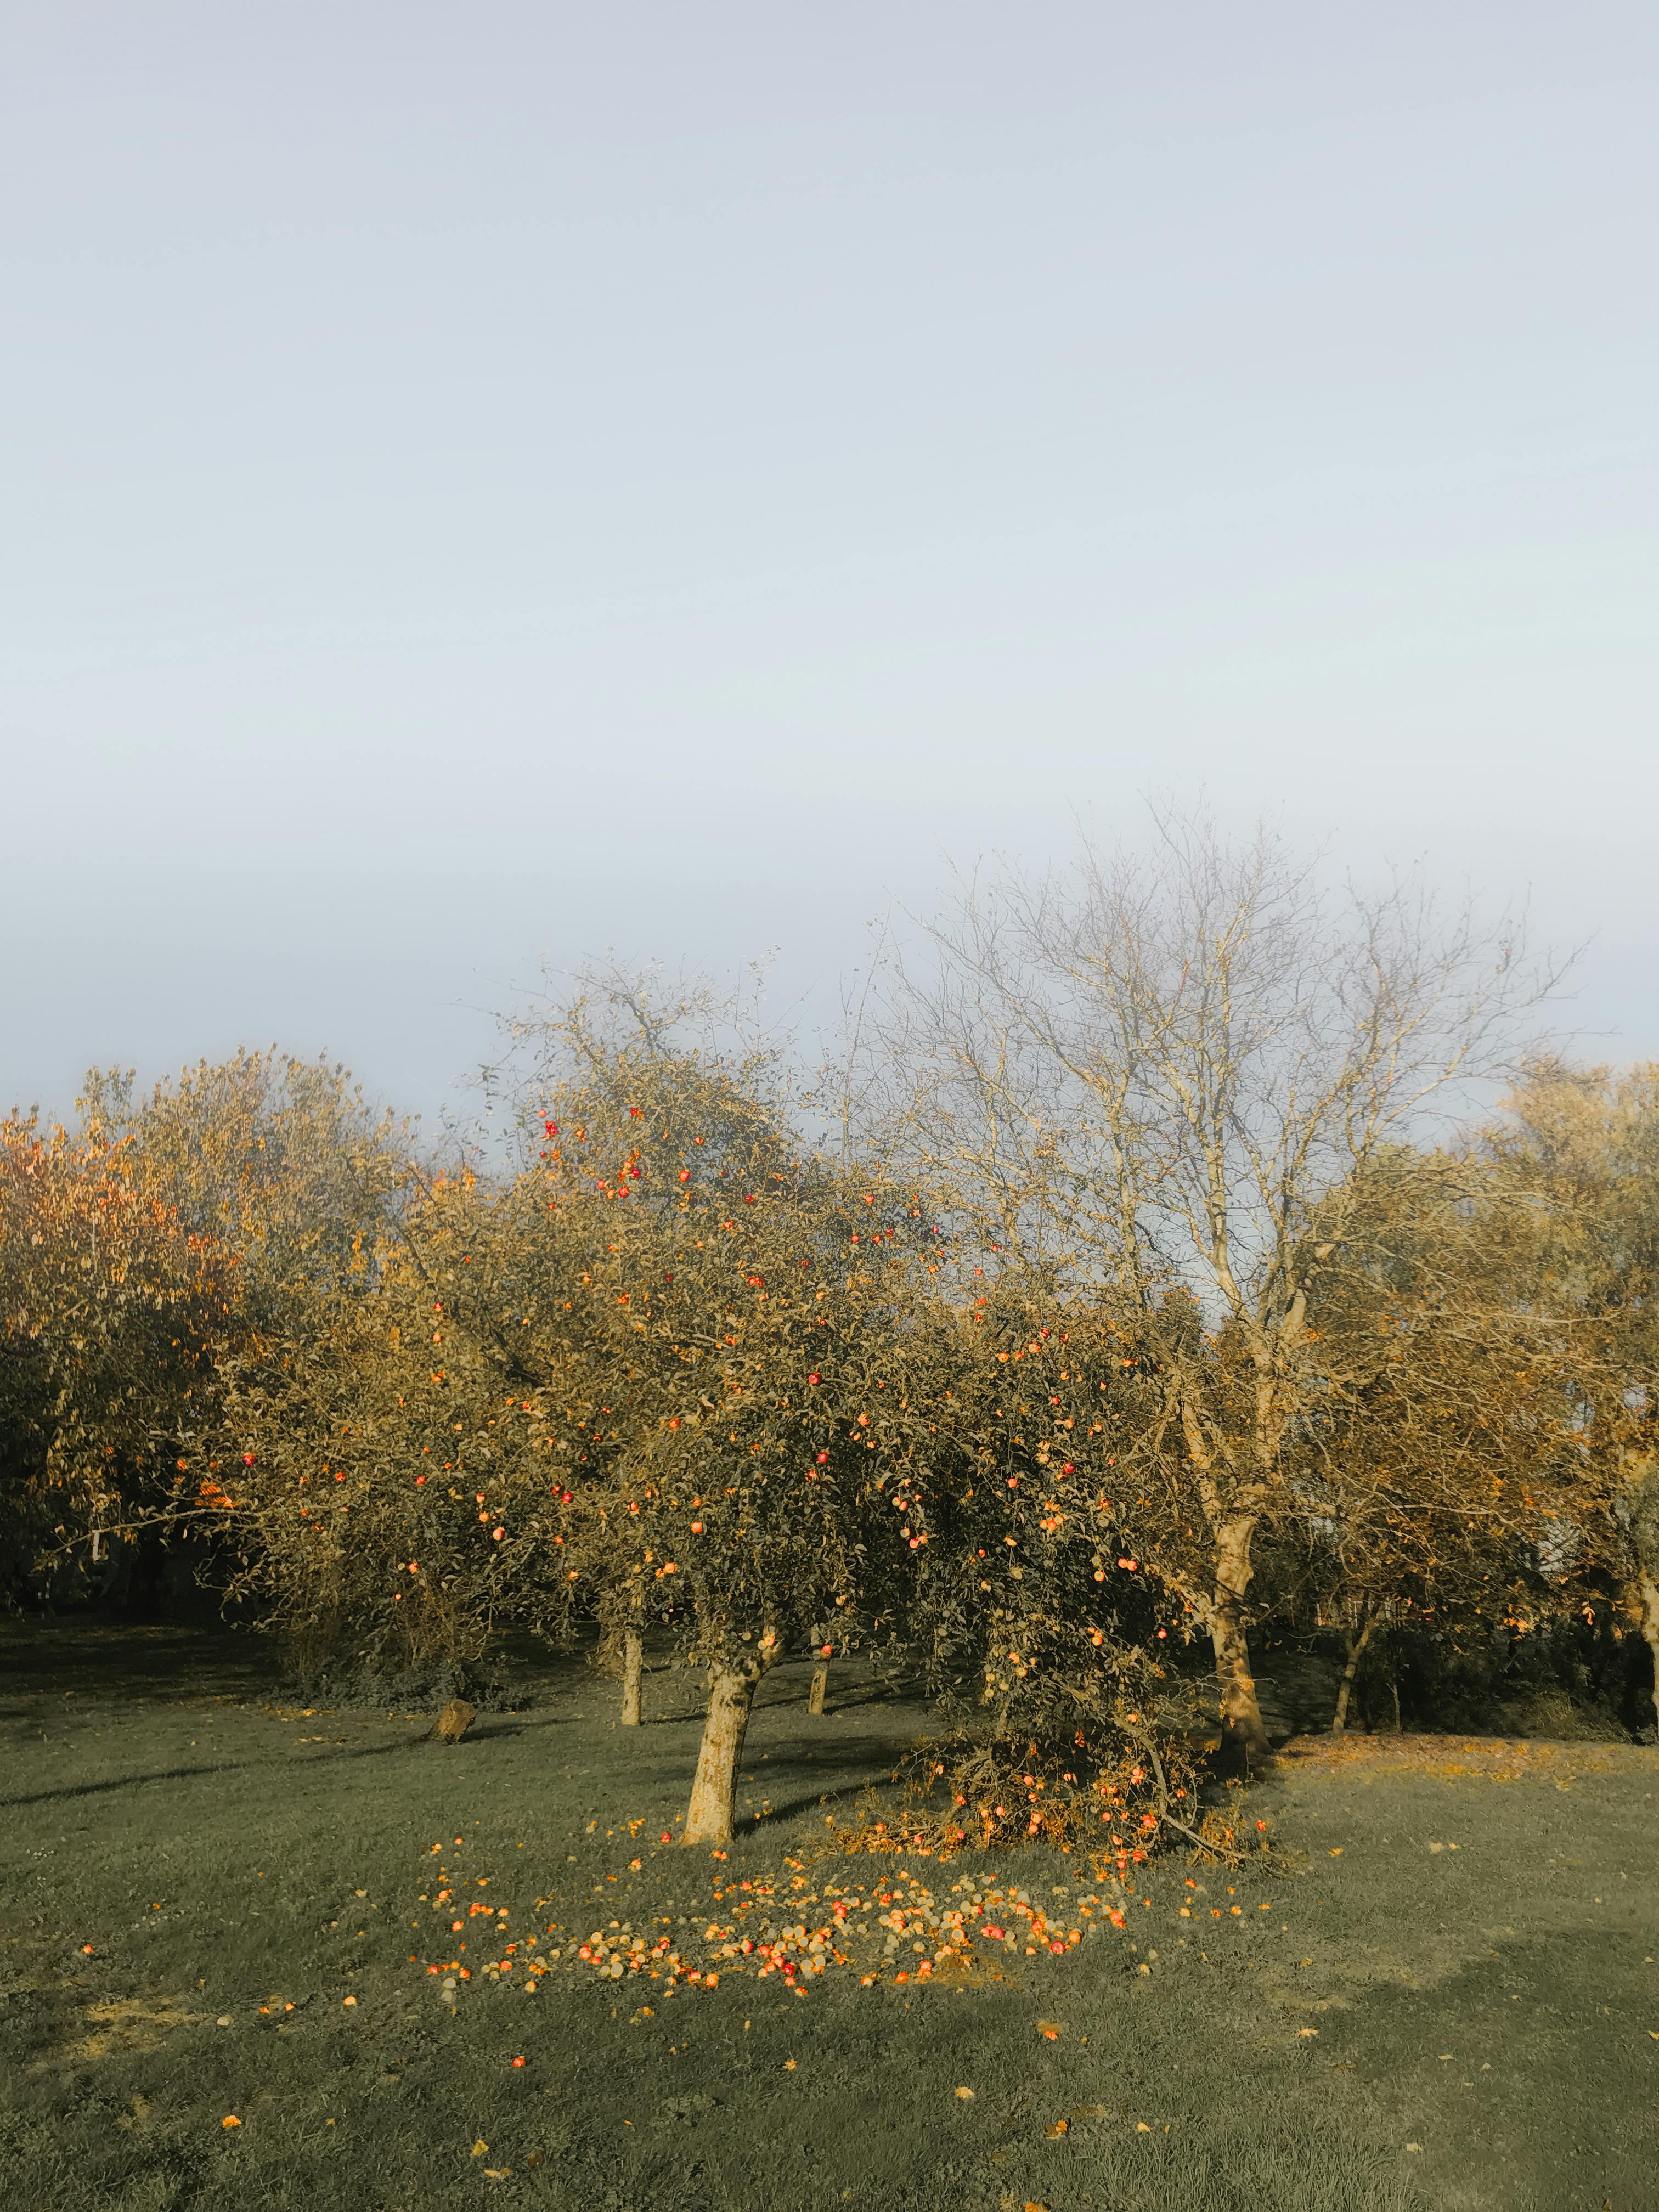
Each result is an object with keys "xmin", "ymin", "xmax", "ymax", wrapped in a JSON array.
[{"xmin": 4, "ymin": 2, "xmax": 1656, "ymax": 1136}]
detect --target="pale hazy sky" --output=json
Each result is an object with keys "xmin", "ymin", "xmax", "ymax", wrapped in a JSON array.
[{"xmin": 4, "ymin": 3, "xmax": 1656, "ymax": 1131}]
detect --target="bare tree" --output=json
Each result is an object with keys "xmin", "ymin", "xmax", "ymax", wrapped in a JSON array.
[{"xmin": 855, "ymin": 811, "xmax": 1558, "ymax": 1758}]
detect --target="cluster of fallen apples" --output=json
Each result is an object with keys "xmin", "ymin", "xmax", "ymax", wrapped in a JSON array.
[{"xmin": 415, "ymin": 1844, "xmax": 1155, "ymax": 2001}]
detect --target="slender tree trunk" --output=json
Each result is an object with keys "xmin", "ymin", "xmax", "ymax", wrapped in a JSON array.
[
  {"xmin": 682, "ymin": 1639, "xmax": 774, "ymax": 1846},
  {"xmin": 1210, "ymin": 1515, "xmax": 1271, "ymax": 1762},
  {"xmin": 1638, "ymin": 1567, "xmax": 1659, "ymax": 1744},
  {"xmin": 1331, "ymin": 1610, "xmax": 1375, "ymax": 1733},
  {"xmin": 619, "ymin": 1624, "xmax": 644, "ymax": 1727},
  {"xmin": 808, "ymin": 1661, "xmax": 830, "ymax": 1716}
]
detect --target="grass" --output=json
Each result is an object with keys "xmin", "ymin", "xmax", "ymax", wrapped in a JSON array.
[{"xmin": 3, "ymin": 1618, "xmax": 1656, "ymax": 2211}]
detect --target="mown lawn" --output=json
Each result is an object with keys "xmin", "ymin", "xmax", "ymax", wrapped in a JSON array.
[{"xmin": 2, "ymin": 1620, "xmax": 1655, "ymax": 2211}]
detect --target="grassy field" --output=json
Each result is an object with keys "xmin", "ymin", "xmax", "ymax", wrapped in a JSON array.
[{"xmin": 2, "ymin": 1620, "xmax": 1655, "ymax": 2212}]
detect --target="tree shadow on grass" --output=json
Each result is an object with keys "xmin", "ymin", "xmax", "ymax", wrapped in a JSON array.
[
  {"xmin": 729, "ymin": 1737, "xmax": 921, "ymax": 1833},
  {"xmin": 0, "ymin": 1731, "xmax": 461, "ymax": 1810}
]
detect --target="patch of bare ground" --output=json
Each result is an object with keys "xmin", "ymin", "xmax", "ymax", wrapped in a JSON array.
[
  {"xmin": 60, "ymin": 1997, "xmax": 203, "ymax": 2066},
  {"xmin": 1276, "ymin": 1731, "xmax": 1659, "ymax": 1784}
]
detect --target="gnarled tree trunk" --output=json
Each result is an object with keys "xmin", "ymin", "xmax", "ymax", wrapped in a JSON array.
[
  {"xmin": 808, "ymin": 1660, "xmax": 830, "ymax": 1715},
  {"xmin": 682, "ymin": 1636, "xmax": 775, "ymax": 1846}
]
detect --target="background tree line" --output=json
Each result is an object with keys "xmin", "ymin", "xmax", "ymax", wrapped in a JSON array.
[{"xmin": 4, "ymin": 821, "xmax": 1656, "ymax": 1847}]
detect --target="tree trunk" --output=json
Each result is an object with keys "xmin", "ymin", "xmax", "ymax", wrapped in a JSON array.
[
  {"xmin": 1638, "ymin": 1567, "xmax": 1659, "ymax": 1744},
  {"xmin": 808, "ymin": 1661, "xmax": 830, "ymax": 1716},
  {"xmin": 1210, "ymin": 1516, "xmax": 1271, "ymax": 1762},
  {"xmin": 682, "ymin": 1647, "xmax": 771, "ymax": 1846},
  {"xmin": 619, "ymin": 1625, "xmax": 644, "ymax": 1727},
  {"xmin": 1331, "ymin": 1611, "xmax": 1375, "ymax": 1733}
]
